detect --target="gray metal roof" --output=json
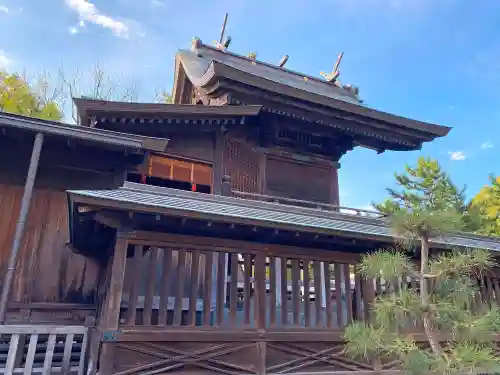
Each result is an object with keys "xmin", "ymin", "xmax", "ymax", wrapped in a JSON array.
[
  {"xmin": 177, "ymin": 46, "xmax": 361, "ymax": 105},
  {"xmin": 0, "ymin": 111, "xmax": 169, "ymax": 152},
  {"xmin": 68, "ymin": 183, "xmax": 500, "ymax": 253}
]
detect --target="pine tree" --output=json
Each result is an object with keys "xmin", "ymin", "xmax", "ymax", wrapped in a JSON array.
[
  {"xmin": 345, "ymin": 173, "xmax": 500, "ymax": 374},
  {"xmin": 374, "ymin": 156, "xmax": 481, "ymax": 232}
]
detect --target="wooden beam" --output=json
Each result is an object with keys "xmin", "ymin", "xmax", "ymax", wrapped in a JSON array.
[
  {"xmin": 98, "ymin": 232, "xmax": 129, "ymax": 375},
  {"xmin": 125, "ymin": 231, "xmax": 361, "ymax": 263}
]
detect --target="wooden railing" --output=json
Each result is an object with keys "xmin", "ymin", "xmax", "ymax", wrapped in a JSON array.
[
  {"xmin": 118, "ymin": 241, "xmax": 500, "ymax": 331},
  {"xmin": 230, "ymin": 190, "xmax": 384, "ymax": 218},
  {"xmin": 0, "ymin": 325, "xmax": 89, "ymax": 374},
  {"xmin": 118, "ymin": 239, "xmax": 372, "ymax": 330}
]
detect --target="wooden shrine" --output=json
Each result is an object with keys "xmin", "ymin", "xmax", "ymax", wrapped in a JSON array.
[{"xmin": 0, "ymin": 38, "xmax": 500, "ymax": 374}]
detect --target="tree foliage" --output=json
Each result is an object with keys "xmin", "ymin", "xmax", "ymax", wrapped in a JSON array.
[
  {"xmin": 0, "ymin": 70, "xmax": 63, "ymax": 120},
  {"xmin": 472, "ymin": 175, "xmax": 500, "ymax": 236},
  {"xmin": 346, "ymin": 160, "xmax": 500, "ymax": 375},
  {"xmin": 374, "ymin": 156, "xmax": 481, "ymax": 232}
]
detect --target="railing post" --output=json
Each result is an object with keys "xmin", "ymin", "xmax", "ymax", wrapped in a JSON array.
[{"xmin": 221, "ymin": 175, "xmax": 232, "ymax": 197}]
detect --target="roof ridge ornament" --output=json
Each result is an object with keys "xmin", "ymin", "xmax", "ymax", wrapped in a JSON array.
[
  {"xmin": 212, "ymin": 13, "xmax": 231, "ymax": 51},
  {"xmin": 320, "ymin": 52, "xmax": 344, "ymax": 83}
]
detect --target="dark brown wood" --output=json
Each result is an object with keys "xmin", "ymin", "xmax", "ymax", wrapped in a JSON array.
[
  {"xmin": 313, "ymin": 261, "xmax": 322, "ymax": 327},
  {"xmin": 158, "ymin": 248, "xmax": 172, "ymax": 326},
  {"xmin": 243, "ymin": 254, "xmax": 252, "ymax": 326},
  {"xmin": 343, "ymin": 263, "xmax": 353, "ymax": 324},
  {"xmin": 229, "ymin": 253, "xmax": 239, "ymax": 325},
  {"xmin": 334, "ymin": 263, "xmax": 343, "ymax": 327},
  {"xmin": 125, "ymin": 245, "xmax": 143, "ymax": 325},
  {"xmin": 269, "ymin": 256, "xmax": 277, "ymax": 327},
  {"xmin": 173, "ymin": 249, "xmax": 187, "ymax": 326},
  {"xmin": 303, "ymin": 260, "xmax": 311, "ymax": 327},
  {"xmin": 126, "ymin": 231, "xmax": 361, "ymax": 263},
  {"xmin": 254, "ymin": 253, "xmax": 267, "ymax": 329},
  {"xmin": 291, "ymin": 259, "xmax": 300, "ymax": 326},
  {"xmin": 324, "ymin": 262, "xmax": 333, "ymax": 328},
  {"xmin": 280, "ymin": 259, "xmax": 288, "ymax": 326},
  {"xmin": 216, "ymin": 252, "xmax": 226, "ymax": 326},
  {"xmin": 188, "ymin": 250, "xmax": 200, "ymax": 326},
  {"xmin": 203, "ymin": 251, "xmax": 214, "ymax": 326},
  {"xmin": 142, "ymin": 247, "xmax": 158, "ymax": 326},
  {"xmin": 99, "ymin": 234, "xmax": 128, "ymax": 375}
]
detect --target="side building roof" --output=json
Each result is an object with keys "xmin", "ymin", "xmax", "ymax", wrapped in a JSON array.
[
  {"xmin": 0, "ymin": 111, "xmax": 169, "ymax": 153},
  {"xmin": 68, "ymin": 183, "xmax": 500, "ymax": 253}
]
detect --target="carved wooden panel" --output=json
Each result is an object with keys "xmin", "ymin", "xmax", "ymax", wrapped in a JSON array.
[
  {"xmin": 266, "ymin": 157, "xmax": 332, "ymax": 203},
  {"xmin": 110, "ymin": 340, "xmax": 380, "ymax": 374},
  {"xmin": 223, "ymin": 138, "xmax": 260, "ymax": 193}
]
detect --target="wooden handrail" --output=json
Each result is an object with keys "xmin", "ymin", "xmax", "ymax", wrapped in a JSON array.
[{"xmin": 231, "ymin": 190, "xmax": 385, "ymax": 218}]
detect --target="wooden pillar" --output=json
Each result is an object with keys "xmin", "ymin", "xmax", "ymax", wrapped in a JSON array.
[
  {"xmin": 99, "ymin": 233, "xmax": 129, "ymax": 375},
  {"xmin": 213, "ymin": 130, "xmax": 225, "ymax": 195},
  {"xmin": 330, "ymin": 162, "xmax": 340, "ymax": 206}
]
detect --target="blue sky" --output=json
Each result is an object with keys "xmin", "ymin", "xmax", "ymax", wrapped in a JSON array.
[{"xmin": 0, "ymin": 0, "xmax": 498, "ymax": 209}]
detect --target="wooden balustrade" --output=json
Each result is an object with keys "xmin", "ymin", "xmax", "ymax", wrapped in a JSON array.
[
  {"xmin": 230, "ymin": 190, "xmax": 384, "ymax": 218},
  {"xmin": 118, "ymin": 245, "xmax": 375, "ymax": 330},
  {"xmin": 0, "ymin": 325, "xmax": 88, "ymax": 374},
  {"xmin": 117, "ymin": 241, "xmax": 500, "ymax": 332}
]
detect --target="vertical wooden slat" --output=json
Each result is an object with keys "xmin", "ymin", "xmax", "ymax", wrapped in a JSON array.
[
  {"xmin": 334, "ymin": 263, "xmax": 342, "ymax": 327},
  {"xmin": 23, "ymin": 334, "xmax": 38, "ymax": 375},
  {"xmin": 143, "ymin": 247, "xmax": 159, "ymax": 325},
  {"xmin": 230, "ymin": 253, "xmax": 239, "ymax": 325},
  {"xmin": 291, "ymin": 259, "xmax": 301, "ymax": 326},
  {"xmin": 280, "ymin": 258, "xmax": 288, "ymax": 326},
  {"xmin": 255, "ymin": 253, "xmax": 267, "ymax": 329},
  {"xmin": 125, "ymin": 245, "xmax": 143, "ymax": 326},
  {"xmin": 362, "ymin": 276, "xmax": 375, "ymax": 322},
  {"xmin": 158, "ymin": 248, "xmax": 172, "ymax": 326},
  {"xmin": 343, "ymin": 263, "xmax": 353, "ymax": 324},
  {"xmin": 188, "ymin": 251, "xmax": 201, "ymax": 326},
  {"xmin": 243, "ymin": 254, "xmax": 252, "ymax": 326},
  {"xmin": 269, "ymin": 256, "xmax": 277, "ymax": 327},
  {"xmin": 78, "ymin": 331, "xmax": 89, "ymax": 375},
  {"xmin": 493, "ymin": 278, "xmax": 500, "ymax": 305},
  {"xmin": 485, "ymin": 276, "xmax": 494, "ymax": 308},
  {"xmin": 5, "ymin": 333, "xmax": 20, "ymax": 375},
  {"xmin": 173, "ymin": 249, "xmax": 187, "ymax": 326},
  {"xmin": 61, "ymin": 333, "xmax": 75, "ymax": 374},
  {"xmin": 324, "ymin": 262, "xmax": 333, "ymax": 329},
  {"xmin": 354, "ymin": 266, "xmax": 363, "ymax": 321},
  {"xmin": 42, "ymin": 333, "xmax": 56, "ymax": 375},
  {"xmin": 313, "ymin": 261, "xmax": 322, "ymax": 328},
  {"xmin": 203, "ymin": 251, "xmax": 214, "ymax": 326},
  {"xmin": 303, "ymin": 260, "xmax": 311, "ymax": 327},
  {"xmin": 216, "ymin": 251, "xmax": 227, "ymax": 326}
]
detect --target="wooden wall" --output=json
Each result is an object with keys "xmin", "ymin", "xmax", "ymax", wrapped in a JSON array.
[
  {"xmin": 166, "ymin": 133, "xmax": 215, "ymax": 163},
  {"xmin": 223, "ymin": 136, "xmax": 340, "ymax": 204},
  {"xmin": 0, "ymin": 184, "xmax": 100, "ymax": 304}
]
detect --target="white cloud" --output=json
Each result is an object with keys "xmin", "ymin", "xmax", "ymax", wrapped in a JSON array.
[
  {"xmin": 0, "ymin": 50, "xmax": 10, "ymax": 68},
  {"xmin": 0, "ymin": 5, "xmax": 8, "ymax": 13},
  {"xmin": 65, "ymin": 0, "xmax": 134, "ymax": 38},
  {"xmin": 69, "ymin": 26, "xmax": 79, "ymax": 35},
  {"xmin": 481, "ymin": 141, "xmax": 494, "ymax": 150},
  {"xmin": 448, "ymin": 151, "xmax": 466, "ymax": 161}
]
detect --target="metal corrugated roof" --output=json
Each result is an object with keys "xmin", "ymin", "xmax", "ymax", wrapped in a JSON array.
[
  {"xmin": 177, "ymin": 47, "xmax": 361, "ymax": 105},
  {"xmin": 68, "ymin": 183, "xmax": 500, "ymax": 252}
]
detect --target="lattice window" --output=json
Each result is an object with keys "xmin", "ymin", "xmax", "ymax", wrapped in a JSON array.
[{"xmin": 223, "ymin": 138, "xmax": 260, "ymax": 193}]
